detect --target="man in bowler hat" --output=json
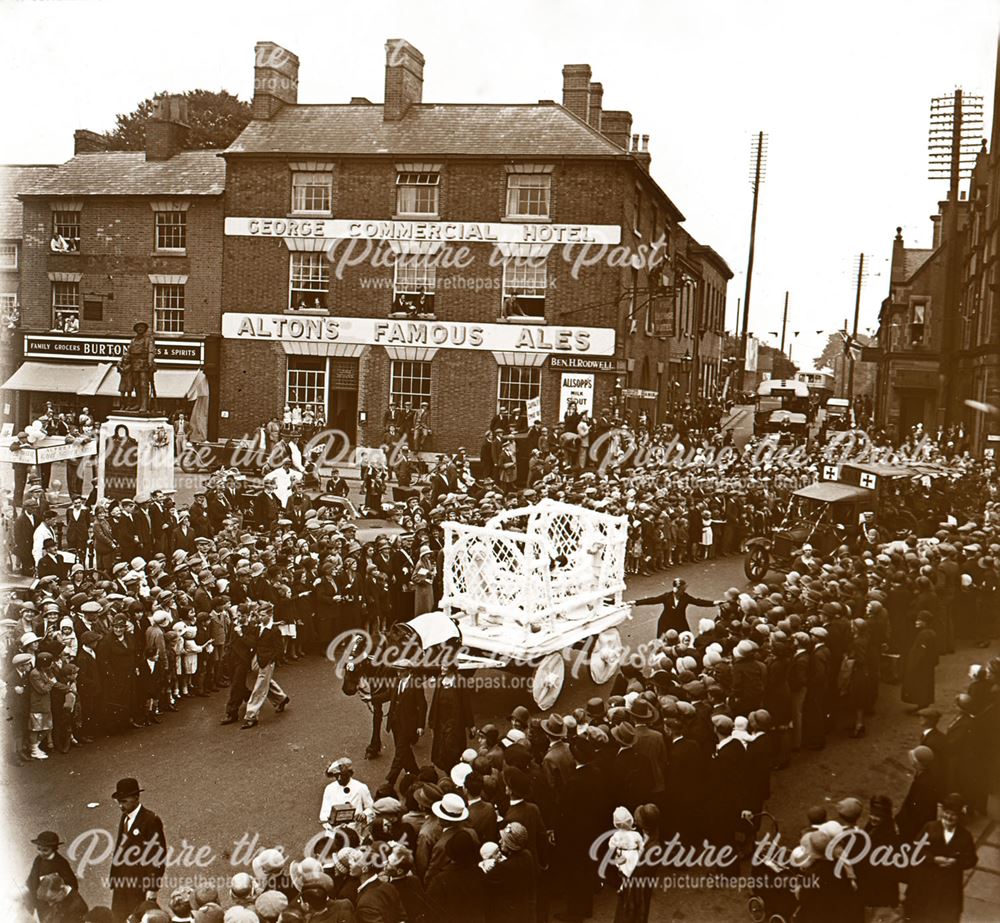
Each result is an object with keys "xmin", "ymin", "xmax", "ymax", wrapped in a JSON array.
[{"xmin": 108, "ymin": 777, "xmax": 166, "ymax": 921}]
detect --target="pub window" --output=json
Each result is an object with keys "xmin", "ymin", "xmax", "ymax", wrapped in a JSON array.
[
  {"xmin": 633, "ymin": 187, "xmax": 642, "ymax": 235},
  {"xmin": 52, "ymin": 213, "xmax": 80, "ymax": 252},
  {"xmin": 497, "ymin": 366, "xmax": 541, "ymax": 417},
  {"xmin": 392, "ymin": 258, "xmax": 436, "ymax": 316},
  {"xmin": 289, "ymin": 252, "xmax": 329, "ymax": 310},
  {"xmin": 286, "ymin": 356, "xmax": 327, "ymax": 418},
  {"xmin": 501, "ymin": 257, "xmax": 547, "ymax": 320},
  {"xmin": 153, "ymin": 283, "xmax": 185, "ymax": 334},
  {"xmin": 396, "ymin": 172, "xmax": 439, "ymax": 217},
  {"xmin": 291, "ymin": 172, "xmax": 333, "ymax": 215},
  {"xmin": 0, "ymin": 242, "xmax": 18, "ymax": 268},
  {"xmin": 505, "ymin": 174, "xmax": 550, "ymax": 219},
  {"xmin": 389, "ymin": 360, "xmax": 432, "ymax": 411},
  {"xmin": 51, "ymin": 281, "xmax": 80, "ymax": 330},
  {"xmin": 154, "ymin": 211, "xmax": 187, "ymax": 252},
  {"xmin": 0, "ymin": 293, "xmax": 17, "ymax": 311}
]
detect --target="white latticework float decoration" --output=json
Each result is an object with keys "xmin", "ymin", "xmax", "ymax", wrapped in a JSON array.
[{"xmin": 434, "ymin": 499, "xmax": 631, "ymax": 707}]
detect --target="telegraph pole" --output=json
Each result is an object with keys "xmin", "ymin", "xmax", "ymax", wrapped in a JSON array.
[
  {"xmin": 847, "ymin": 254, "xmax": 865, "ymax": 397},
  {"xmin": 929, "ymin": 88, "xmax": 983, "ymax": 425},
  {"xmin": 779, "ymin": 291, "xmax": 789, "ymax": 356},
  {"xmin": 737, "ymin": 132, "xmax": 767, "ymax": 393}
]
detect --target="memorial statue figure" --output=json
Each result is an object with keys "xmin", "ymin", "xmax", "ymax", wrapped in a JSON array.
[{"xmin": 119, "ymin": 322, "xmax": 157, "ymax": 412}]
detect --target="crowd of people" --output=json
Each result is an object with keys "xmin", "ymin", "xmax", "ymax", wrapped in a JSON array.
[{"xmin": 4, "ymin": 403, "xmax": 1000, "ymax": 922}]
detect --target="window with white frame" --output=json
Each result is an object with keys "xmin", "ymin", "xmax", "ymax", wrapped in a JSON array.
[
  {"xmin": 506, "ymin": 174, "xmax": 550, "ymax": 219},
  {"xmin": 390, "ymin": 360, "xmax": 432, "ymax": 410},
  {"xmin": 396, "ymin": 172, "xmax": 439, "ymax": 217},
  {"xmin": 286, "ymin": 356, "xmax": 327, "ymax": 416},
  {"xmin": 289, "ymin": 252, "xmax": 329, "ymax": 310},
  {"xmin": 0, "ymin": 242, "xmax": 18, "ymax": 269},
  {"xmin": 154, "ymin": 211, "xmax": 187, "ymax": 251},
  {"xmin": 497, "ymin": 366, "xmax": 541, "ymax": 416},
  {"xmin": 392, "ymin": 257, "xmax": 436, "ymax": 316},
  {"xmin": 153, "ymin": 283, "xmax": 185, "ymax": 334},
  {"xmin": 52, "ymin": 212, "xmax": 81, "ymax": 252},
  {"xmin": 52, "ymin": 281, "xmax": 80, "ymax": 329},
  {"xmin": 501, "ymin": 257, "xmax": 547, "ymax": 320},
  {"xmin": 291, "ymin": 172, "xmax": 333, "ymax": 214},
  {"xmin": 0, "ymin": 293, "xmax": 17, "ymax": 311}
]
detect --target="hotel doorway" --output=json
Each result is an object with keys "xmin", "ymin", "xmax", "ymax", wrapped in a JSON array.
[{"xmin": 328, "ymin": 357, "xmax": 359, "ymax": 449}]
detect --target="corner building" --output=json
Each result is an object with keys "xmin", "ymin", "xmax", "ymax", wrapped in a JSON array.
[{"xmin": 220, "ymin": 40, "xmax": 730, "ymax": 450}]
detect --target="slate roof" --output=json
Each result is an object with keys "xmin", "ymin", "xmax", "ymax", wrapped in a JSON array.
[
  {"xmin": 226, "ymin": 103, "xmax": 629, "ymax": 158},
  {"xmin": 18, "ymin": 150, "xmax": 226, "ymax": 198},
  {"xmin": 903, "ymin": 248, "xmax": 935, "ymax": 279},
  {"xmin": 0, "ymin": 165, "xmax": 57, "ymax": 238}
]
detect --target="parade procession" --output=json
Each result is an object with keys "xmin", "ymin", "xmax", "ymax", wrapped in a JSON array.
[{"xmin": 2, "ymin": 4, "xmax": 1000, "ymax": 923}]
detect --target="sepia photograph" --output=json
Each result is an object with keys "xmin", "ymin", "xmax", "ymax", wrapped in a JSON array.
[{"xmin": 0, "ymin": 1, "xmax": 999, "ymax": 921}]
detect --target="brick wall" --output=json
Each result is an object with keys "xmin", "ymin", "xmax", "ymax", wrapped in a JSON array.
[
  {"xmin": 221, "ymin": 154, "xmax": 727, "ymax": 447},
  {"xmin": 20, "ymin": 195, "xmax": 224, "ymax": 336}
]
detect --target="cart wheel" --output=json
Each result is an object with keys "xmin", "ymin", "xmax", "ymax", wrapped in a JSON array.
[
  {"xmin": 531, "ymin": 652, "xmax": 565, "ymax": 710},
  {"xmin": 747, "ymin": 896, "xmax": 765, "ymax": 923},
  {"xmin": 768, "ymin": 915, "xmax": 787, "ymax": 923},
  {"xmin": 589, "ymin": 628, "xmax": 623, "ymax": 685},
  {"xmin": 744, "ymin": 546, "xmax": 770, "ymax": 582}
]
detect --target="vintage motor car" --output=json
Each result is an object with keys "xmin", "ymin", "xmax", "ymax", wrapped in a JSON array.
[{"xmin": 742, "ymin": 462, "xmax": 934, "ymax": 581}]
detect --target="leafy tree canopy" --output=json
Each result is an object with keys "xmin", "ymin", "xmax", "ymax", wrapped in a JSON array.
[{"xmin": 101, "ymin": 89, "xmax": 251, "ymax": 151}]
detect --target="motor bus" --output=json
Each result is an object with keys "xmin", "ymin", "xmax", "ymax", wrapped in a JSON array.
[{"xmin": 753, "ymin": 379, "xmax": 811, "ymax": 434}]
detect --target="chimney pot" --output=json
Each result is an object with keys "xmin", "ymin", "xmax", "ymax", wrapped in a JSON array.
[
  {"xmin": 641, "ymin": 134, "xmax": 649, "ymax": 152},
  {"xmin": 252, "ymin": 41, "xmax": 299, "ymax": 120},
  {"xmin": 384, "ymin": 39, "xmax": 425, "ymax": 121},
  {"xmin": 561, "ymin": 64, "xmax": 591, "ymax": 122}
]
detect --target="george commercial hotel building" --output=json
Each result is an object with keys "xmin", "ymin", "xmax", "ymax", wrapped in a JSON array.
[{"xmin": 220, "ymin": 39, "xmax": 731, "ymax": 450}]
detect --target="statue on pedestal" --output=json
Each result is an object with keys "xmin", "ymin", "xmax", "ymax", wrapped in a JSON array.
[{"xmin": 118, "ymin": 322, "xmax": 157, "ymax": 412}]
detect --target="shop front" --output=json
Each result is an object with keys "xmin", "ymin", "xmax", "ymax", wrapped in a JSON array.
[
  {"xmin": 221, "ymin": 313, "xmax": 617, "ymax": 453},
  {"xmin": 1, "ymin": 333, "xmax": 214, "ymax": 437}
]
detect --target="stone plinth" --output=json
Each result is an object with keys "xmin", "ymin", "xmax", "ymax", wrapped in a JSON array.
[{"xmin": 97, "ymin": 415, "xmax": 175, "ymax": 504}]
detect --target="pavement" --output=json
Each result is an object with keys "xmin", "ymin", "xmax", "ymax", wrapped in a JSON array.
[{"xmin": 3, "ymin": 547, "xmax": 998, "ymax": 922}]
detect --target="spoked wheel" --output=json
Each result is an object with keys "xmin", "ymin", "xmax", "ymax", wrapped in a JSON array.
[
  {"xmin": 531, "ymin": 652, "xmax": 565, "ymax": 710},
  {"xmin": 588, "ymin": 628, "xmax": 624, "ymax": 685},
  {"xmin": 744, "ymin": 545, "xmax": 770, "ymax": 582},
  {"xmin": 747, "ymin": 896, "xmax": 766, "ymax": 923}
]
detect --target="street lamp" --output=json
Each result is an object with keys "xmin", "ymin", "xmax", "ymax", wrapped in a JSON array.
[{"xmin": 681, "ymin": 350, "xmax": 693, "ymax": 401}]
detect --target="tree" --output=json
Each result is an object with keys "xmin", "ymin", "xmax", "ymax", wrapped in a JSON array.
[
  {"xmin": 761, "ymin": 344, "xmax": 798, "ymax": 381},
  {"xmin": 101, "ymin": 90, "xmax": 251, "ymax": 151},
  {"xmin": 814, "ymin": 333, "xmax": 845, "ymax": 374}
]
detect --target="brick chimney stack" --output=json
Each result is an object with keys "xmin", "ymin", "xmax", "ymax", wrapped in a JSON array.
[
  {"xmin": 384, "ymin": 39, "xmax": 424, "ymax": 121},
  {"xmin": 252, "ymin": 41, "xmax": 299, "ymax": 120},
  {"xmin": 145, "ymin": 96, "xmax": 189, "ymax": 162},
  {"xmin": 73, "ymin": 129, "xmax": 106, "ymax": 154},
  {"xmin": 587, "ymin": 82, "xmax": 603, "ymax": 130},
  {"xmin": 601, "ymin": 110, "xmax": 632, "ymax": 150},
  {"xmin": 561, "ymin": 65, "xmax": 591, "ymax": 122}
]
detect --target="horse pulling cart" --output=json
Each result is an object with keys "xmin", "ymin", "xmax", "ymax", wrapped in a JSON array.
[{"xmin": 399, "ymin": 499, "xmax": 632, "ymax": 709}]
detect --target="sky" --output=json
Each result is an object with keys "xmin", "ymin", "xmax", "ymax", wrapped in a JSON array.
[{"xmin": 1, "ymin": 0, "xmax": 997, "ymax": 369}]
